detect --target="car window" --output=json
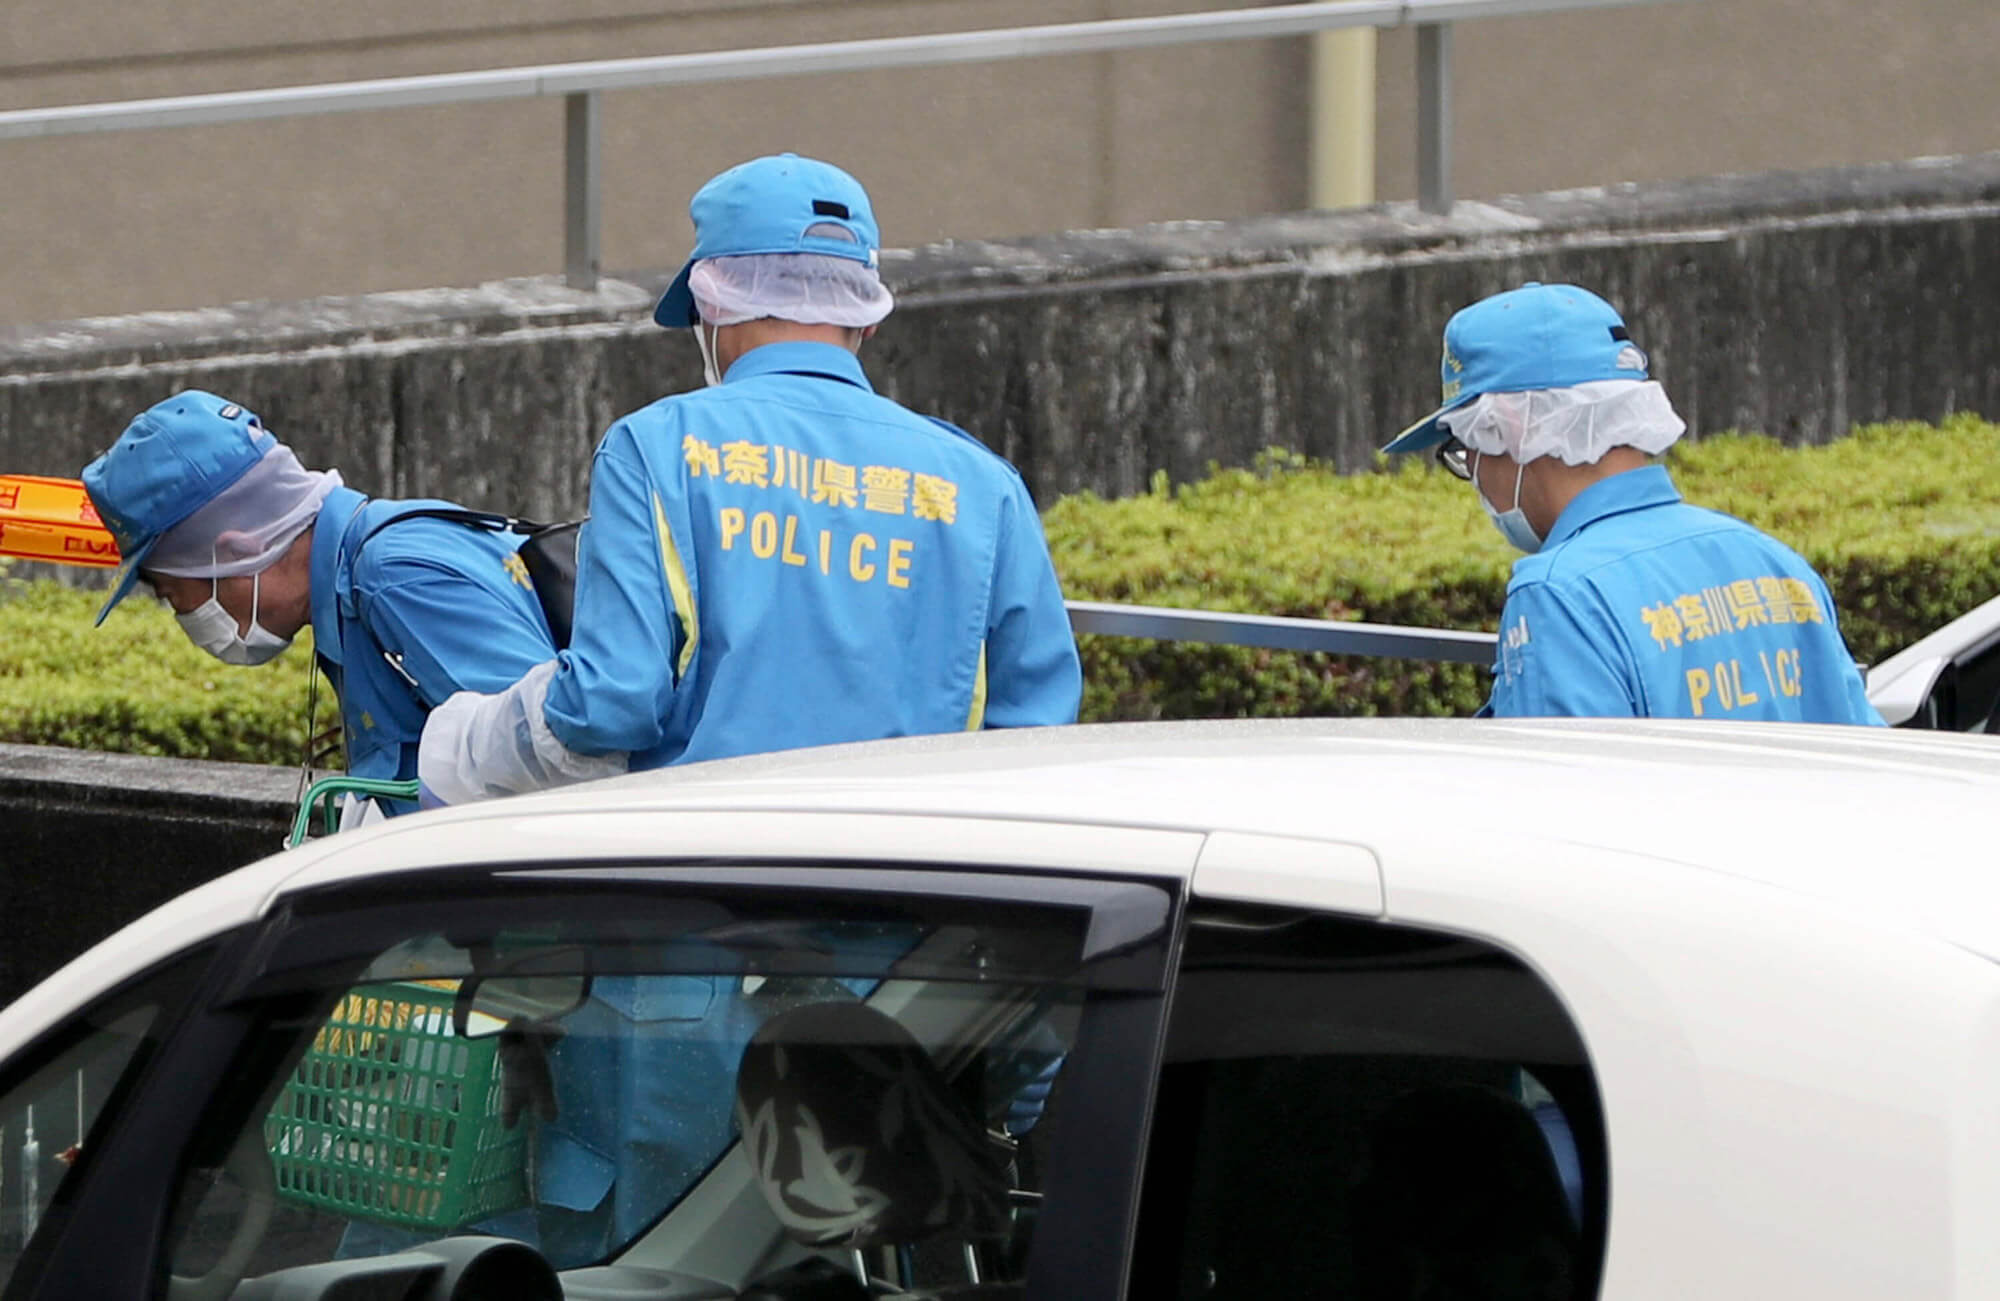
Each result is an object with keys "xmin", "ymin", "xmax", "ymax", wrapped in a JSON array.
[
  {"xmin": 1952, "ymin": 639, "xmax": 2000, "ymax": 732},
  {"xmin": 164, "ymin": 870, "xmax": 1171, "ymax": 1297},
  {"xmin": 0, "ymin": 948, "xmax": 217, "ymax": 1292},
  {"xmin": 1131, "ymin": 904, "xmax": 1606, "ymax": 1301},
  {"xmin": 1897, "ymin": 634, "xmax": 2000, "ymax": 732}
]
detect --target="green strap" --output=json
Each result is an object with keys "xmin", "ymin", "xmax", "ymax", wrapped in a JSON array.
[{"xmin": 288, "ymin": 776, "xmax": 423, "ymax": 849}]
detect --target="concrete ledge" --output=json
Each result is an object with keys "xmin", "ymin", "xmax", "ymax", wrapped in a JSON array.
[
  {"xmin": 2, "ymin": 152, "xmax": 1997, "ymax": 509},
  {"xmin": 0, "ymin": 743, "xmax": 293, "ymax": 1003}
]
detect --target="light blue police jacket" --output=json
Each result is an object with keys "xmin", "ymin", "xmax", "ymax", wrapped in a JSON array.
[
  {"xmin": 1485, "ymin": 465, "xmax": 1883, "ymax": 724},
  {"xmin": 543, "ymin": 341, "xmax": 1082, "ymax": 764},
  {"xmin": 308, "ymin": 486, "xmax": 557, "ymax": 789}
]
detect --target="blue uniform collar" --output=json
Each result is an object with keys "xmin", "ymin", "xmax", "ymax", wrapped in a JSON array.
[
  {"xmin": 309, "ymin": 484, "xmax": 370, "ymax": 668},
  {"xmin": 722, "ymin": 340, "xmax": 873, "ymax": 392},
  {"xmin": 1542, "ymin": 463, "xmax": 1682, "ymax": 550}
]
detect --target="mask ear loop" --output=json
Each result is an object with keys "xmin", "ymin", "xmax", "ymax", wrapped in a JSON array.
[
  {"xmin": 207, "ymin": 544, "xmax": 248, "ymax": 639},
  {"xmin": 1469, "ymin": 449, "xmax": 1531, "ymax": 520},
  {"xmin": 694, "ymin": 319, "xmax": 724, "ymax": 387}
]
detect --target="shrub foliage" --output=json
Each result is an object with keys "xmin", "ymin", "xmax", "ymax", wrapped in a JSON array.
[
  {"xmin": 0, "ymin": 578, "xmax": 318, "ymax": 764},
  {"xmin": 1, "ymin": 415, "xmax": 1994, "ymax": 763}
]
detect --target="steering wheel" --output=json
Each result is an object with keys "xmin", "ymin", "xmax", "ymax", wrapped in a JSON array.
[{"xmin": 167, "ymin": 1127, "xmax": 277, "ymax": 1301}]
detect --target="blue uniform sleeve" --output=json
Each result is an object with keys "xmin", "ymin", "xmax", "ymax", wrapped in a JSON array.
[
  {"xmin": 981, "ymin": 476, "xmax": 1082, "ymax": 727},
  {"xmin": 544, "ymin": 426, "xmax": 685, "ymax": 756},
  {"xmin": 1484, "ymin": 582, "xmax": 1640, "ymax": 718},
  {"xmin": 1812, "ymin": 572, "xmax": 1888, "ymax": 726},
  {"xmin": 359, "ymin": 557, "xmax": 555, "ymax": 707},
  {"xmin": 1840, "ymin": 669, "xmax": 1887, "ymax": 726}
]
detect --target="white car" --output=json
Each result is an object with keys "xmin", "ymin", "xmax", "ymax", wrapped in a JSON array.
[
  {"xmin": 1865, "ymin": 593, "xmax": 2000, "ymax": 731},
  {"xmin": 0, "ymin": 717, "xmax": 1996, "ymax": 1300}
]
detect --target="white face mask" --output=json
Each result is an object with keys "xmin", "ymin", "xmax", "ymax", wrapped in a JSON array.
[
  {"xmin": 1474, "ymin": 453, "xmax": 1545, "ymax": 554},
  {"xmin": 175, "ymin": 569, "xmax": 292, "ymax": 666},
  {"xmin": 694, "ymin": 320, "xmax": 724, "ymax": 388}
]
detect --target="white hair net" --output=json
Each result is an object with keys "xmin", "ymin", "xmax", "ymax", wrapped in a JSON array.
[
  {"xmin": 146, "ymin": 445, "xmax": 341, "ymax": 578},
  {"xmin": 1438, "ymin": 379, "xmax": 1685, "ymax": 466},
  {"xmin": 689, "ymin": 246, "xmax": 894, "ymax": 330}
]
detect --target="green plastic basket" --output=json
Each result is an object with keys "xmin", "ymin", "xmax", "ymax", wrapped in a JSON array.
[
  {"xmin": 263, "ymin": 981, "xmax": 529, "ymax": 1231},
  {"xmin": 287, "ymin": 776, "xmax": 423, "ymax": 849}
]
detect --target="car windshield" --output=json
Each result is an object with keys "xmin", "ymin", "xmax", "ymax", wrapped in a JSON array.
[{"xmin": 166, "ymin": 870, "xmax": 1163, "ymax": 1290}]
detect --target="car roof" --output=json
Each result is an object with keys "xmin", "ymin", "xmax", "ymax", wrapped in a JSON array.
[
  {"xmin": 294, "ymin": 715, "xmax": 2000, "ymax": 939},
  {"xmin": 7, "ymin": 718, "xmax": 1997, "ymax": 1053},
  {"xmin": 392, "ymin": 711, "xmax": 2000, "ymax": 843}
]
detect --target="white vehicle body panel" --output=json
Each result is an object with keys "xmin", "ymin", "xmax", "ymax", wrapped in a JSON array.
[
  {"xmin": 1370, "ymin": 831, "xmax": 2000, "ymax": 1299},
  {"xmin": 5, "ymin": 716, "xmax": 2000, "ymax": 1297}
]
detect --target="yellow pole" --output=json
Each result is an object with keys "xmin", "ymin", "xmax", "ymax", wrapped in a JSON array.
[{"xmin": 1310, "ymin": 28, "xmax": 1377, "ymax": 209}]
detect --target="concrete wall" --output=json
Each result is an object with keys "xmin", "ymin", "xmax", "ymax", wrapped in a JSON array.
[
  {"xmin": 0, "ymin": 745, "xmax": 292, "ymax": 1005},
  {"xmin": 3, "ymin": 0, "xmax": 1998, "ymax": 326},
  {"xmin": 4, "ymin": 152, "xmax": 1996, "ymax": 516}
]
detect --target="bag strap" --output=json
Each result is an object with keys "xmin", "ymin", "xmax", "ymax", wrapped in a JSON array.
[
  {"xmin": 359, "ymin": 506, "xmax": 551, "ymax": 547},
  {"xmin": 348, "ymin": 507, "xmax": 557, "ymax": 710}
]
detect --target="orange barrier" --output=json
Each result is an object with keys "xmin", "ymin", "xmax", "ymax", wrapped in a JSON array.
[{"xmin": 0, "ymin": 477, "xmax": 120, "ymax": 568}]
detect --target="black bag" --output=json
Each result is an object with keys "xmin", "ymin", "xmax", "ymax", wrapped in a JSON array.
[
  {"xmin": 361, "ymin": 509, "xmax": 582, "ymax": 650},
  {"xmin": 515, "ymin": 520, "xmax": 581, "ymax": 650}
]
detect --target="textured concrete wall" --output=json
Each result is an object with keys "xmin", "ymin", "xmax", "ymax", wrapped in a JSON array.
[
  {"xmin": 0, "ymin": 745, "xmax": 293, "ymax": 1005},
  {"xmin": 883, "ymin": 156, "xmax": 2000, "ymax": 499},
  {"xmin": 3, "ymin": 152, "xmax": 1997, "ymax": 521}
]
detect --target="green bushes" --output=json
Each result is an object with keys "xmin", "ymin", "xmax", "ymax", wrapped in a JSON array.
[
  {"xmin": 0, "ymin": 578, "xmax": 317, "ymax": 764},
  {"xmin": 1, "ymin": 414, "xmax": 1994, "ymax": 762}
]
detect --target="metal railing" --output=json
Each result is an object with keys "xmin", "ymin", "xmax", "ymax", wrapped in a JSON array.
[
  {"xmin": 1066, "ymin": 601, "xmax": 1496, "ymax": 664},
  {"xmin": 0, "ymin": 0, "xmax": 1689, "ymax": 292}
]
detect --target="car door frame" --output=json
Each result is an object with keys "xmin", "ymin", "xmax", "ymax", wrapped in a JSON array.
[{"xmin": 5, "ymin": 825, "xmax": 1198, "ymax": 1300}]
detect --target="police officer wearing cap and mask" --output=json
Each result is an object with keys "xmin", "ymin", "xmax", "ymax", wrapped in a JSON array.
[
  {"xmin": 1384, "ymin": 282, "xmax": 1882, "ymax": 724},
  {"xmin": 82, "ymin": 391, "xmax": 557, "ymax": 805},
  {"xmin": 417, "ymin": 153, "xmax": 1081, "ymax": 800}
]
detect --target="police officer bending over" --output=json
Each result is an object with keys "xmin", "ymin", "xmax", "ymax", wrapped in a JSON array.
[
  {"xmin": 1384, "ymin": 282, "xmax": 1882, "ymax": 724},
  {"xmin": 419, "ymin": 153, "xmax": 1082, "ymax": 802},
  {"xmin": 82, "ymin": 392, "xmax": 557, "ymax": 808}
]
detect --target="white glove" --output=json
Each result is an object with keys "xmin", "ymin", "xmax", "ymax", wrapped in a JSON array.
[
  {"xmin": 336, "ymin": 793, "xmax": 389, "ymax": 832},
  {"xmin": 418, "ymin": 659, "xmax": 629, "ymax": 806}
]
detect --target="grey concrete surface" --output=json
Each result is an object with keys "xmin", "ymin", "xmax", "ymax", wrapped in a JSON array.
[
  {"xmin": 4, "ymin": 151, "xmax": 1996, "ymax": 515},
  {"xmin": 0, "ymin": 743, "xmax": 294, "ymax": 1004}
]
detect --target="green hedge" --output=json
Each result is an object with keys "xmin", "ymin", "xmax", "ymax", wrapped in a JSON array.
[
  {"xmin": 0, "ymin": 578, "xmax": 320, "ymax": 764},
  {"xmin": 2, "ymin": 414, "xmax": 1995, "ymax": 764}
]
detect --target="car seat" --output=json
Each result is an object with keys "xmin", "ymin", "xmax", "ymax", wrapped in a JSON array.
[
  {"xmin": 734, "ymin": 1001, "xmax": 1018, "ymax": 1300},
  {"xmin": 1348, "ymin": 1083, "xmax": 1582, "ymax": 1301}
]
